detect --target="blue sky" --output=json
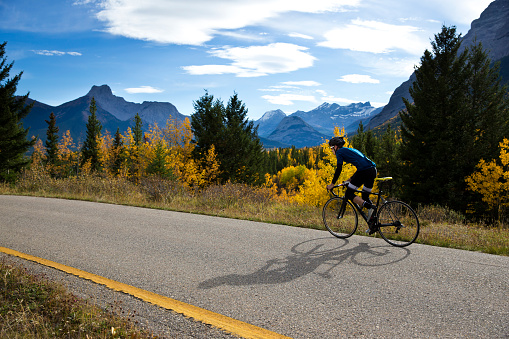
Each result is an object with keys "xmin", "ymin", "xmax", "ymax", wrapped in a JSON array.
[{"xmin": 1, "ymin": 0, "xmax": 494, "ymax": 120}]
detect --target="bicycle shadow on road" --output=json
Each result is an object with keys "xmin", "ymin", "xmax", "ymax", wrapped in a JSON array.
[{"xmin": 198, "ymin": 237, "xmax": 411, "ymax": 289}]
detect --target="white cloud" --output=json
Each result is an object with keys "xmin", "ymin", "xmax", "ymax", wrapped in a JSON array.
[
  {"xmin": 366, "ymin": 56, "xmax": 419, "ymax": 77},
  {"xmin": 338, "ymin": 74, "xmax": 379, "ymax": 84},
  {"xmin": 288, "ymin": 32, "xmax": 314, "ymax": 40},
  {"xmin": 183, "ymin": 43, "xmax": 316, "ymax": 77},
  {"xmin": 262, "ymin": 93, "xmax": 318, "ymax": 105},
  {"xmin": 32, "ymin": 50, "xmax": 82, "ymax": 56},
  {"xmin": 282, "ymin": 80, "xmax": 321, "ymax": 86},
  {"xmin": 318, "ymin": 19, "xmax": 428, "ymax": 55},
  {"xmin": 124, "ymin": 86, "xmax": 164, "ymax": 94},
  {"xmin": 95, "ymin": 0, "xmax": 360, "ymax": 45}
]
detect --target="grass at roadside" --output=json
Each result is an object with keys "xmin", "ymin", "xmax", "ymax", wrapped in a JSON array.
[{"xmin": 0, "ymin": 258, "xmax": 155, "ymax": 338}]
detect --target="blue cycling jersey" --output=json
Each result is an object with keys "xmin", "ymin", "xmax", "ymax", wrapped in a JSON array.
[{"xmin": 335, "ymin": 147, "xmax": 375, "ymax": 171}]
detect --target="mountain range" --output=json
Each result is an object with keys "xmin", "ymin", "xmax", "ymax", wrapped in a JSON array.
[
  {"xmin": 21, "ymin": 85, "xmax": 381, "ymax": 148},
  {"xmin": 20, "ymin": 0, "xmax": 509, "ymax": 148}
]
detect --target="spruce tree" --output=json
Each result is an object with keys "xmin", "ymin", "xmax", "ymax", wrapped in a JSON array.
[
  {"xmin": 222, "ymin": 92, "xmax": 264, "ymax": 184},
  {"xmin": 191, "ymin": 91, "xmax": 265, "ymax": 184},
  {"xmin": 110, "ymin": 127, "xmax": 123, "ymax": 175},
  {"xmin": 133, "ymin": 113, "xmax": 143, "ymax": 146},
  {"xmin": 45, "ymin": 112, "xmax": 59, "ymax": 167},
  {"xmin": 0, "ymin": 41, "xmax": 36, "ymax": 182},
  {"xmin": 400, "ymin": 26, "xmax": 509, "ymax": 211},
  {"xmin": 81, "ymin": 97, "xmax": 102, "ymax": 172},
  {"xmin": 191, "ymin": 91, "xmax": 225, "ymax": 159},
  {"xmin": 465, "ymin": 41, "xmax": 509, "ymax": 162}
]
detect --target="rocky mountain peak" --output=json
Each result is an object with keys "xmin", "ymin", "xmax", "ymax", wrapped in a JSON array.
[
  {"xmin": 87, "ymin": 84, "xmax": 114, "ymax": 99},
  {"xmin": 462, "ymin": 0, "xmax": 509, "ymax": 60},
  {"xmin": 260, "ymin": 109, "xmax": 286, "ymax": 121}
]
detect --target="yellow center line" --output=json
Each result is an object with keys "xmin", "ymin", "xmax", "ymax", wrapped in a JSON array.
[{"xmin": 0, "ymin": 246, "xmax": 292, "ymax": 339}]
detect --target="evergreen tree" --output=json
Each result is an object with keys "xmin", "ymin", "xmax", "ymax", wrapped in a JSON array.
[
  {"xmin": 222, "ymin": 92, "xmax": 265, "ymax": 184},
  {"xmin": 146, "ymin": 140, "xmax": 174, "ymax": 179},
  {"xmin": 45, "ymin": 112, "xmax": 59, "ymax": 167},
  {"xmin": 350, "ymin": 121, "xmax": 377, "ymax": 159},
  {"xmin": 465, "ymin": 41, "xmax": 509, "ymax": 162},
  {"xmin": 81, "ymin": 97, "xmax": 102, "ymax": 172},
  {"xmin": 0, "ymin": 41, "xmax": 36, "ymax": 182},
  {"xmin": 191, "ymin": 91, "xmax": 265, "ymax": 184},
  {"xmin": 191, "ymin": 91, "xmax": 225, "ymax": 159},
  {"xmin": 133, "ymin": 113, "xmax": 143, "ymax": 146},
  {"xmin": 110, "ymin": 127, "xmax": 123, "ymax": 175},
  {"xmin": 400, "ymin": 26, "xmax": 509, "ymax": 211}
]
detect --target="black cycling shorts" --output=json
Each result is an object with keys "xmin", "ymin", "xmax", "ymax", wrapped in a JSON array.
[{"xmin": 349, "ymin": 167, "xmax": 377, "ymax": 191}]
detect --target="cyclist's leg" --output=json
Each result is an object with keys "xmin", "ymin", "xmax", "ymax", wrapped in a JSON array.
[
  {"xmin": 349, "ymin": 168, "xmax": 376, "ymax": 209},
  {"xmin": 361, "ymin": 167, "xmax": 377, "ymax": 204}
]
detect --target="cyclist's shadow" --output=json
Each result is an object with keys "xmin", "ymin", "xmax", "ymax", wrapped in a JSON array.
[{"xmin": 198, "ymin": 238, "xmax": 411, "ymax": 289}]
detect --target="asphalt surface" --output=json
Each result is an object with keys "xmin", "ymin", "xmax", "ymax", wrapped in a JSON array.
[{"xmin": 1, "ymin": 195, "xmax": 508, "ymax": 338}]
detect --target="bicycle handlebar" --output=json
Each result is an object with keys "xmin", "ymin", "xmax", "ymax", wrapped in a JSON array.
[{"xmin": 327, "ymin": 183, "xmax": 347, "ymax": 197}]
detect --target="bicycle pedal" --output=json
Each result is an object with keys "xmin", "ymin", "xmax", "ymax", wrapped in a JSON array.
[{"xmin": 366, "ymin": 228, "xmax": 378, "ymax": 235}]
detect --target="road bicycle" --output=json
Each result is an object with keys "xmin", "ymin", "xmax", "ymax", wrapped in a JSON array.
[{"xmin": 322, "ymin": 177, "xmax": 419, "ymax": 247}]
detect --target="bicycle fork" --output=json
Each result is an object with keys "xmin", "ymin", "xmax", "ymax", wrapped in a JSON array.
[{"xmin": 336, "ymin": 198, "xmax": 347, "ymax": 219}]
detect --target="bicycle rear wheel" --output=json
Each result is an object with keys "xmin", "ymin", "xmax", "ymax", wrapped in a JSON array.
[
  {"xmin": 377, "ymin": 201, "xmax": 419, "ymax": 247},
  {"xmin": 322, "ymin": 197, "xmax": 358, "ymax": 238}
]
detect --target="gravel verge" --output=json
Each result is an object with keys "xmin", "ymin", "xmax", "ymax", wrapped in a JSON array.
[{"xmin": 0, "ymin": 253, "xmax": 242, "ymax": 339}]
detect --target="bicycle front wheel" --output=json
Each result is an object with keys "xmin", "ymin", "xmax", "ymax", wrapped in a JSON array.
[
  {"xmin": 377, "ymin": 201, "xmax": 419, "ymax": 247},
  {"xmin": 322, "ymin": 197, "xmax": 358, "ymax": 238}
]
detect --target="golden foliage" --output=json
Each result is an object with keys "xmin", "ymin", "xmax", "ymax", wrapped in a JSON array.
[
  {"xmin": 466, "ymin": 138, "xmax": 509, "ymax": 220},
  {"xmin": 266, "ymin": 127, "xmax": 356, "ymax": 207}
]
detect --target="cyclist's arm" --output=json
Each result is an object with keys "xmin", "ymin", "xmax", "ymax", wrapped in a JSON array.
[{"xmin": 331, "ymin": 163, "xmax": 343, "ymax": 185}]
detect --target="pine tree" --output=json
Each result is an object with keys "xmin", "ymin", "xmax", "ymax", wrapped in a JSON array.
[
  {"xmin": 400, "ymin": 26, "xmax": 509, "ymax": 211},
  {"xmin": 222, "ymin": 92, "xmax": 265, "ymax": 184},
  {"xmin": 81, "ymin": 97, "xmax": 102, "ymax": 172},
  {"xmin": 133, "ymin": 113, "xmax": 143, "ymax": 146},
  {"xmin": 146, "ymin": 140, "xmax": 174, "ymax": 179},
  {"xmin": 191, "ymin": 91, "xmax": 265, "ymax": 184},
  {"xmin": 110, "ymin": 127, "xmax": 123, "ymax": 175},
  {"xmin": 466, "ymin": 41, "xmax": 509, "ymax": 162},
  {"xmin": 191, "ymin": 90, "xmax": 225, "ymax": 159},
  {"xmin": 351, "ymin": 121, "xmax": 377, "ymax": 160},
  {"xmin": 0, "ymin": 41, "xmax": 36, "ymax": 182},
  {"xmin": 45, "ymin": 112, "xmax": 59, "ymax": 168}
]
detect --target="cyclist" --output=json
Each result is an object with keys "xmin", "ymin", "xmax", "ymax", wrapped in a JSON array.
[{"xmin": 326, "ymin": 136, "xmax": 378, "ymax": 233}]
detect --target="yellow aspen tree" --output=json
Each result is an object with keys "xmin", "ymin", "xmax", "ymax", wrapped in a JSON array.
[
  {"xmin": 294, "ymin": 127, "xmax": 355, "ymax": 207},
  {"xmin": 466, "ymin": 138, "xmax": 509, "ymax": 220},
  {"xmin": 57, "ymin": 130, "xmax": 77, "ymax": 177},
  {"xmin": 199, "ymin": 144, "xmax": 221, "ymax": 187},
  {"xmin": 97, "ymin": 132, "xmax": 111, "ymax": 174},
  {"xmin": 122, "ymin": 127, "xmax": 148, "ymax": 181},
  {"xmin": 30, "ymin": 138, "xmax": 46, "ymax": 174}
]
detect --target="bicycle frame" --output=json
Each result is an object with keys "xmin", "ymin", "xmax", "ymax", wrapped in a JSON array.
[{"xmin": 330, "ymin": 180, "xmax": 389, "ymax": 225}]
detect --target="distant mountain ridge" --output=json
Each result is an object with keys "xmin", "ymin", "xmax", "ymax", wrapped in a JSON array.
[
  {"xmin": 267, "ymin": 116, "xmax": 329, "ymax": 148},
  {"xmin": 22, "ymin": 85, "xmax": 187, "ymax": 142},
  {"xmin": 22, "ymin": 85, "xmax": 382, "ymax": 148},
  {"xmin": 88, "ymin": 85, "xmax": 186, "ymax": 125},
  {"xmin": 255, "ymin": 102, "xmax": 382, "ymax": 141}
]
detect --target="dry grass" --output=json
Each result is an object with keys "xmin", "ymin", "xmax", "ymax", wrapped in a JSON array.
[
  {"xmin": 1, "ymin": 170, "xmax": 508, "ymax": 256},
  {"xmin": 0, "ymin": 258, "xmax": 156, "ymax": 338}
]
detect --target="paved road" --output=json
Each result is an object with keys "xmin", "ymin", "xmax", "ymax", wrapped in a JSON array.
[{"xmin": 1, "ymin": 195, "xmax": 508, "ymax": 338}]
